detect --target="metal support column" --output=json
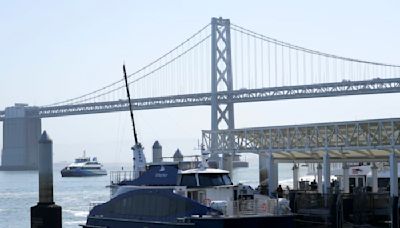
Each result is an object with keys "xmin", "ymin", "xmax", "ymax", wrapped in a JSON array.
[
  {"xmin": 292, "ymin": 164, "xmax": 299, "ymax": 190},
  {"xmin": 267, "ymin": 152, "xmax": 278, "ymax": 197},
  {"xmin": 389, "ymin": 151, "xmax": 398, "ymax": 228},
  {"xmin": 390, "ymin": 151, "xmax": 398, "ymax": 197},
  {"xmin": 371, "ymin": 163, "xmax": 378, "ymax": 193},
  {"xmin": 342, "ymin": 163, "xmax": 349, "ymax": 193},
  {"xmin": 259, "ymin": 152, "xmax": 268, "ymax": 192},
  {"xmin": 317, "ymin": 163, "xmax": 323, "ymax": 193},
  {"xmin": 323, "ymin": 151, "xmax": 331, "ymax": 194},
  {"xmin": 210, "ymin": 17, "xmax": 235, "ymax": 171}
]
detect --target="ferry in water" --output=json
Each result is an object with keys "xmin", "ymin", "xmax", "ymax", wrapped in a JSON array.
[
  {"xmin": 61, "ymin": 151, "xmax": 107, "ymax": 177},
  {"xmin": 83, "ymin": 145, "xmax": 294, "ymax": 228}
]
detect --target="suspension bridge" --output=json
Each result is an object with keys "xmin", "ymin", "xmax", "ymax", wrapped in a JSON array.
[{"xmin": 1, "ymin": 17, "xmax": 400, "ymax": 171}]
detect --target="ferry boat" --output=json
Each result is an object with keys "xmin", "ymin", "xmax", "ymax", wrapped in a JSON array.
[
  {"xmin": 83, "ymin": 146, "xmax": 294, "ymax": 228},
  {"xmin": 61, "ymin": 151, "xmax": 107, "ymax": 177}
]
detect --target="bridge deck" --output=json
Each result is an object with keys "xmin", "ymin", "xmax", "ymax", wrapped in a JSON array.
[{"xmin": 1, "ymin": 78, "xmax": 400, "ymax": 121}]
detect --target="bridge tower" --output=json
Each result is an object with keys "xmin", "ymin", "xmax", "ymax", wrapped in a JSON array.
[
  {"xmin": 210, "ymin": 17, "xmax": 235, "ymax": 171},
  {"xmin": 1, "ymin": 104, "xmax": 41, "ymax": 170}
]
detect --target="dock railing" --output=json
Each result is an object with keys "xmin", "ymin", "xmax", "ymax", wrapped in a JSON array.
[
  {"xmin": 290, "ymin": 190, "xmax": 393, "ymax": 227},
  {"xmin": 109, "ymin": 171, "xmax": 135, "ymax": 185},
  {"xmin": 230, "ymin": 198, "xmax": 289, "ymax": 216},
  {"xmin": 341, "ymin": 192, "xmax": 391, "ymax": 225}
]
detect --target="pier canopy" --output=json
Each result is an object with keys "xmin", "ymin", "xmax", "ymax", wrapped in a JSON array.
[{"xmin": 202, "ymin": 118, "xmax": 400, "ymax": 163}]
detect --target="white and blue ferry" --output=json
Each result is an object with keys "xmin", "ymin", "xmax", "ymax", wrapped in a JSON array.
[
  {"xmin": 82, "ymin": 145, "xmax": 294, "ymax": 228},
  {"xmin": 61, "ymin": 151, "xmax": 107, "ymax": 177}
]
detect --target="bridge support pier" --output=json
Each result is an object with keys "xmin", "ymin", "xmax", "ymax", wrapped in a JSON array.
[{"xmin": 1, "ymin": 104, "xmax": 41, "ymax": 170}]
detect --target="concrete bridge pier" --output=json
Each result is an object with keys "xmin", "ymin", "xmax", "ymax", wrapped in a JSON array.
[{"xmin": 1, "ymin": 104, "xmax": 41, "ymax": 170}]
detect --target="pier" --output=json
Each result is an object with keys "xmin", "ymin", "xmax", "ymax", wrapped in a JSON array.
[{"xmin": 203, "ymin": 118, "xmax": 400, "ymax": 226}]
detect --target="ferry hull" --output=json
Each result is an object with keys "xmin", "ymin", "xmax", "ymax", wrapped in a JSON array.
[
  {"xmin": 61, "ymin": 168, "xmax": 107, "ymax": 177},
  {"xmin": 84, "ymin": 215, "xmax": 295, "ymax": 228}
]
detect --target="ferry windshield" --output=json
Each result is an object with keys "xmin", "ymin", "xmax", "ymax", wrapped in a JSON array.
[
  {"xmin": 198, "ymin": 174, "xmax": 232, "ymax": 187},
  {"xmin": 180, "ymin": 174, "xmax": 197, "ymax": 187},
  {"xmin": 75, "ymin": 158, "xmax": 89, "ymax": 163}
]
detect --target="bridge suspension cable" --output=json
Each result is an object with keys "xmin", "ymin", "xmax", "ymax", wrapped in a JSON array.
[
  {"xmin": 45, "ymin": 23, "xmax": 211, "ymax": 107},
  {"xmin": 230, "ymin": 23, "xmax": 400, "ymax": 90}
]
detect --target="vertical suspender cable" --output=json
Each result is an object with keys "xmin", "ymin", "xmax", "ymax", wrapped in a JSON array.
[
  {"xmin": 261, "ymin": 38, "xmax": 264, "ymax": 87},
  {"xmin": 296, "ymin": 49, "xmax": 299, "ymax": 85},
  {"xmin": 241, "ymin": 31, "xmax": 244, "ymax": 88},
  {"xmin": 303, "ymin": 51, "xmax": 306, "ymax": 84},
  {"xmin": 254, "ymin": 36, "xmax": 258, "ymax": 88},
  {"xmin": 268, "ymin": 41, "xmax": 271, "ymax": 87},
  {"xmin": 247, "ymin": 34, "xmax": 251, "ymax": 88},
  {"xmin": 281, "ymin": 45, "xmax": 284, "ymax": 86},
  {"xmin": 310, "ymin": 54, "xmax": 313, "ymax": 84},
  {"xmin": 234, "ymin": 30, "xmax": 238, "ymax": 90},
  {"xmin": 288, "ymin": 47, "xmax": 292, "ymax": 85},
  {"xmin": 275, "ymin": 42, "xmax": 278, "ymax": 87}
]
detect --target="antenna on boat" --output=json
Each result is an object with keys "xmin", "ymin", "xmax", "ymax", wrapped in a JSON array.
[
  {"xmin": 123, "ymin": 64, "xmax": 139, "ymax": 145},
  {"xmin": 199, "ymin": 144, "xmax": 210, "ymax": 170},
  {"xmin": 122, "ymin": 64, "xmax": 146, "ymax": 179}
]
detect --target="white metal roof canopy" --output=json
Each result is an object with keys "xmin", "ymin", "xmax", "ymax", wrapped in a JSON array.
[{"xmin": 202, "ymin": 117, "xmax": 400, "ymax": 163}]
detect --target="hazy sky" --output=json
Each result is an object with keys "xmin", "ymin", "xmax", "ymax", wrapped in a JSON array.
[{"xmin": 1, "ymin": 0, "xmax": 400, "ymax": 163}]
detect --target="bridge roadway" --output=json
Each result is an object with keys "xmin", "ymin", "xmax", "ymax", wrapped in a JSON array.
[
  {"xmin": 1, "ymin": 77, "xmax": 400, "ymax": 121},
  {"xmin": 202, "ymin": 117, "xmax": 400, "ymax": 163}
]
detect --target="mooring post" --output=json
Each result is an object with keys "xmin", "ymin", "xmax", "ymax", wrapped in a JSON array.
[{"xmin": 31, "ymin": 131, "xmax": 61, "ymax": 228}]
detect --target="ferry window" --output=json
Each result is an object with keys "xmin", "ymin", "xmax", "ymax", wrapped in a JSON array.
[
  {"xmin": 357, "ymin": 177, "xmax": 364, "ymax": 187},
  {"xmin": 349, "ymin": 178, "xmax": 356, "ymax": 187},
  {"xmin": 378, "ymin": 178, "xmax": 389, "ymax": 188},
  {"xmin": 222, "ymin": 174, "xmax": 233, "ymax": 185},
  {"xmin": 180, "ymin": 174, "xmax": 197, "ymax": 187},
  {"xmin": 198, "ymin": 174, "xmax": 224, "ymax": 187}
]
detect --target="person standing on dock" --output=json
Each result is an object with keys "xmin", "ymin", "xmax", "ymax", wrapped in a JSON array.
[{"xmin": 277, "ymin": 185, "xmax": 283, "ymax": 198}]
